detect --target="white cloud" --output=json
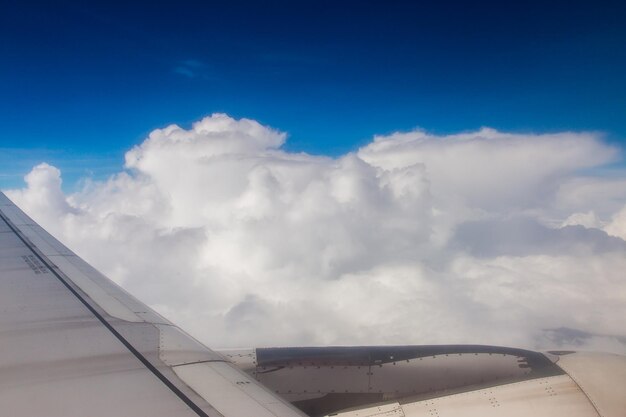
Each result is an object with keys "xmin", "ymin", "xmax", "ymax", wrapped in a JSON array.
[
  {"xmin": 7, "ymin": 163, "xmax": 78, "ymax": 218},
  {"xmin": 359, "ymin": 128, "xmax": 619, "ymax": 211},
  {"xmin": 562, "ymin": 211, "xmax": 602, "ymax": 229},
  {"xmin": 606, "ymin": 205, "xmax": 626, "ymax": 240},
  {"xmin": 5, "ymin": 114, "xmax": 626, "ymax": 353}
]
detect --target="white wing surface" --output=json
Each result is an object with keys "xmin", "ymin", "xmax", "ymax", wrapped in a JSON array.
[{"xmin": 0, "ymin": 192, "xmax": 306, "ymax": 417}]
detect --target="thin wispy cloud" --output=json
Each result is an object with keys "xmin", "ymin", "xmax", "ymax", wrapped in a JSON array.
[{"xmin": 173, "ymin": 59, "xmax": 210, "ymax": 79}]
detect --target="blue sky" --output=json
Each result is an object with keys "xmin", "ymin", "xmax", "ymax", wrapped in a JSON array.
[{"xmin": 2, "ymin": 0, "xmax": 626, "ymax": 189}]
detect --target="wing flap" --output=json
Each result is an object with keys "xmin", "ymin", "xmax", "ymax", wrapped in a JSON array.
[{"xmin": 174, "ymin": 361, "xmax": 303, "ymax": 417}]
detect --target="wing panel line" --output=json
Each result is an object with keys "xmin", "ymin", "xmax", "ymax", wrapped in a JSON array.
[{"xmin": 0, "ymin": 210, "xmax": 213, "ymax": 417}]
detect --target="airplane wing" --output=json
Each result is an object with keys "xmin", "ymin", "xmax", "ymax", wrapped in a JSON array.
[{"xmin": 0, "ymin": 191, "xmax": 307, "ymax": 417}]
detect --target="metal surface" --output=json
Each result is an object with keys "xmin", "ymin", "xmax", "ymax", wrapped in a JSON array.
[
  {"xmin": 242, "ymin": 345, "xmax": 564, "ymax": 415},
  {"xmin": 554, "ymin": 352, "xmax": 626, "ymax": 417},
  {"xmin": 174, "ymin": 362, "xmax": 307, "ymax": 417},
  {"xmin": 333, "ymin": 375, "xmax": 600, "ymax": 417},
  {"xmin": 255, "ymin": 345, "xmax": 561, "ymax": 369},
  {"xmin": 0, "ymin": 192, "xmax": 306, "ymax": 417},
  {"xmin": 225, "ymin": 346, "xmax": 626, "ymax": 417}
]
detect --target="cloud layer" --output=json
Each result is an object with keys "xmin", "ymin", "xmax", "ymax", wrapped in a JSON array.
[{"xmin": 6, "ymin": 114, "xmax": 626, "ymax": 352}]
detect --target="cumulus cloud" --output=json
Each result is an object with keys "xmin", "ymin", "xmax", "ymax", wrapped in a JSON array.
[
  {"xmin": 606, "ymin": 205, "xmax": 626, "ymax": 240},
  {"xmin": 359, "ymin": 128, "xmax": 618, "ymax": 211},
  {"xmin": 5, "ymin": 114, "xmax": 626, "ymax": 353}
]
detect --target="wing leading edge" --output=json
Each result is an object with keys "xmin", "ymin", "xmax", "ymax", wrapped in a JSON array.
[{"xmin": 0, "ymin": 192, "xmax": 306, "ymax": 417}]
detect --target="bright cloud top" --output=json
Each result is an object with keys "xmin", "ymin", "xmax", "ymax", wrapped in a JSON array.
[{"xmin": 6, "ymin": 114, "xmax": 626, "ymax": 352}]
